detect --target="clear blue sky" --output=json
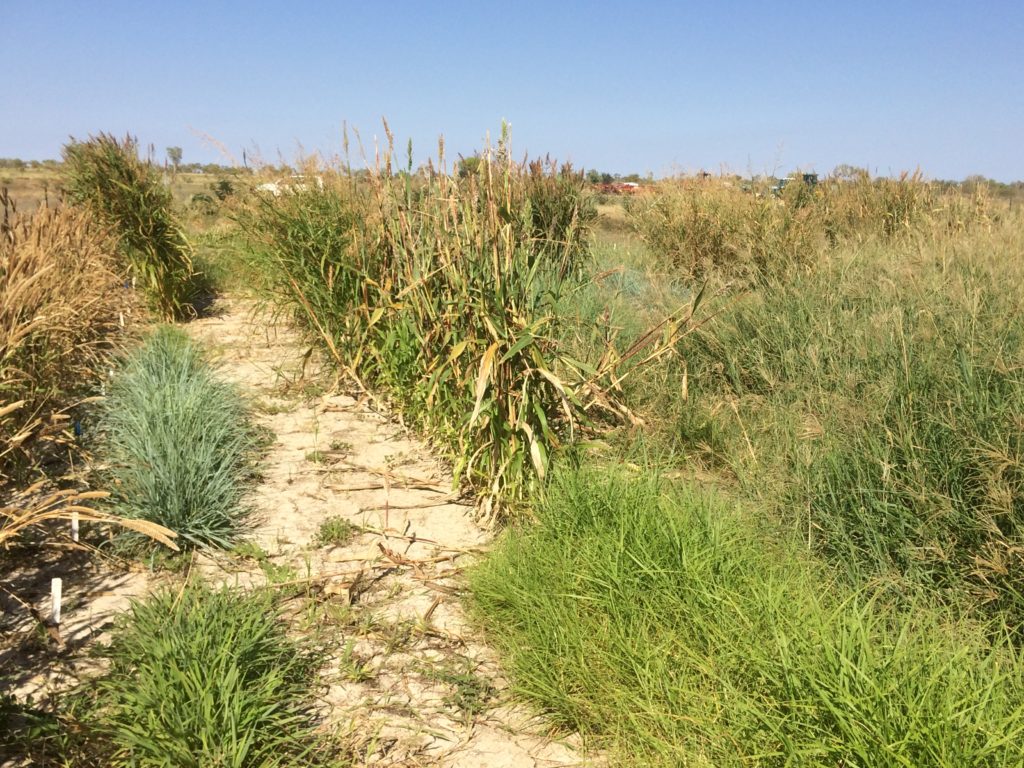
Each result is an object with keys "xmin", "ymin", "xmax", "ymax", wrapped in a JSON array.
[{"xmin": 3, "ymin": 1, "xmax": 1022, "ymax": 180}]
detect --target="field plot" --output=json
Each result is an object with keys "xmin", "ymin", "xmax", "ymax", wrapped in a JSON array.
[{"xmin": 3, "ymin": 136, "xmax": 1024, "ymax": 767}]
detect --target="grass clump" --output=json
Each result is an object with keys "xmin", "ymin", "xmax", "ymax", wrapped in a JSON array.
[
  {"xmin": 471, "ymin": 466, "xmax": 1024, "ymax": 766},
  {"xmin": 100, "ymin": 326, "xmax": 260, "ymax": 548},
  {"xmin": 62, "ymin": 133, "xmax": 195, "ymax": 319},
  {"xmin": 71, "ymin": 583, "xmax": 331, "ymax": 767},
  {"xmin": 627, "ymin": 172, "xmax": 993, "ymax": 281}
]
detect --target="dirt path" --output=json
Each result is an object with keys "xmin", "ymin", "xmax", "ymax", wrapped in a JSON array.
[{"xmin": 186, "ymin": 299, "xmax": 590, "ymax": 767}]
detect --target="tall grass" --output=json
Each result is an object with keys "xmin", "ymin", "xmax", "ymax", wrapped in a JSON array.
[
  {"xmin": 62, "ymin": 133, "xmax": 195, "ymax": 319},
  {"xmin": 99, "ymin": 326, "xmax": 260, "ymax": 548},
  {"xmin": 642, "ymin": 211, "xmax": 1024, "ymax": 630},
  {"xmin": 471, "ymin": 467, "xmax": 1024, "ymax": 766},
  {"xmin": 1, "ymin": 194, "xmax": 125, "ymax": 483},
  {"xmin": 67, "ymin": 584, "xmax": 331, "ymax": 767},
  {"xmin": 243, "ymin": 127, "xmax": 677, "ymax": 516}
]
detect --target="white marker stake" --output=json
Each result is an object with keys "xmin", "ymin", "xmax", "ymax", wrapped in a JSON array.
[
  {"xmin": 51, "ymin": 577, "xmax": 63, "ymax": 625},
  {"xmin": 71, "ymin": 511, "xmax": 80, "ymax": 543}
]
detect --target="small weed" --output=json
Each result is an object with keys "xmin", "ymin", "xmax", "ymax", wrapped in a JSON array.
[
  {"xmin": 314, "ymin": 516, "xmax": 358, "ymax": 547},
  {"xmin": 306, "ymin": 450, "xmax": 327, "ymax": 464},
  {"xmin": 329, "ymin": 439, "xmax": 353, "ymax": 453},
  {"xmin": 424, "ymin": 661, "xmax": 494, "ymax": 719},
  {"xmin": 142, "ymin": 546, "xmax": 191, "ymax": 574},
  {"xmin": 379, "ymin": 620, "xmax": 416, "ymax": 656},
  {"xmin": 337, "ymin": 639, "xmax": 374, "ymax": 683},
  {"xmin": 384, "ymin": 451, "xmax": 414, "ymax": 470},
  {"xmin": 231, "ymin": 540, "xmax": 270, "ymax": 561},
  {"xmin": 230, "ymin": 540, "xmax": 295, "ymax": 582},
  {"xmin": 261, "ymin": 559, "xmax": 297, "ymax": 584},
  {"xmin": 255, "ymin": 398, "xmax": 296, "ymax": 416}
]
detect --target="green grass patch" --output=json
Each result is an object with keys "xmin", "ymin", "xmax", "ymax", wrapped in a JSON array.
[
  {"xmin": 471, "ymin": 466, "xmax": 1024, "ymax": 766},
  {"xmin": 100, "ymin": 326, "xmax": 261, "ymax": 549},
  {"xmin": 314, "ymin": 516, "xmax": 358, "ymax": 547},
  {"xmin": 69, "ymin": 583, "xmax": 335, "ymax": 767}
]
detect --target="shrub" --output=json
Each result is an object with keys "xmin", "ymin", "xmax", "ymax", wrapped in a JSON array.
[
  {"xmin": 471, "ymin": 467, "xmax": 1024, "ymax": 766},
  {"xmin": 100, "ymin": 326, "xmax": 260, "ymax": 548},
  {"xmin": 62, "ymin": 133, "xmax": 195, "ymax": 319},
  {"xmin": 77, "ymin": 584, "xmax": 328, "ymax": 766}
]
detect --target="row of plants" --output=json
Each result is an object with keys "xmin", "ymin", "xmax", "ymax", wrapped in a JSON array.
[
  {"xmin": 4, "ymin": 302, "xmax": 278, "ymax": 765},
  {"xmin": 4, "ymin": 138, "xmax": 276, "ymax": 765},
  {"xmin": 241, "ymin": 127, "xmax": 678, "ymax": 516},
  {"xmin": 2, "ymin": 133, "xmax": 205, "ymax": 494}
]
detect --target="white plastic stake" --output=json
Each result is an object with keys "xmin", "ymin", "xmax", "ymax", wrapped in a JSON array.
[
  {"xmin": 51, "ymin": 577, "xmax": 63, "ymax": 625},
  {"xmin": 71, "ymin": 511, "xmax": 80, "ymax": 542}
]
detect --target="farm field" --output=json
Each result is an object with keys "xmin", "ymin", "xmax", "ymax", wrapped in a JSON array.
[{"xmin": 2, "ymin": 134, "xmax": 1024, "ymax": 767}]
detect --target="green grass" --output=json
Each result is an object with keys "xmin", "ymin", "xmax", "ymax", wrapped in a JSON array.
[
  {"xmin": 314, "ymin": 515, "xmax": 358, "ymax": 547},
  {"xmin": 471, "ymin": 466, "xmax": 1024, "ymax": 767},
  {"xmin": 100, "ymin": 326, "xmax": 261, "ymax": 549},
  {"xmin": 73, "ymin": 583, "xmax": 336, "ymax": 767},
  {"xmin": 647, "ymin": 221, "xmax": 1024, "ymax": 630}
]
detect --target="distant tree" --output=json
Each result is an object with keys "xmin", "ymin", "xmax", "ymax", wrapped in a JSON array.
[
  {"xmin": 600, "ymin": 172, "xmax": 614, "ymax": 185},
  {"xmin": 586, "ymin": 169, "xmax": 602, "ymax": 185},
  {"xmin": 831, "ymin": 164, "xmax": 869, "ymax": 181},
  {"xmin": 166, "ymin": 146, "xmax": 183, "ymax": 173}
]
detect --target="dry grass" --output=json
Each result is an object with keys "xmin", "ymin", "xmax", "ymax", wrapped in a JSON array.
[
  {"xmin": 0, "ymin": 482, "xmax": 178, "ymax": 550},
  {"xmin": 1, "ymin": 193, "xmax": 127, "ymax": 483},
  {"xmin": 627, "ymin": 172, "xmax": 995, "ymax": 281}
]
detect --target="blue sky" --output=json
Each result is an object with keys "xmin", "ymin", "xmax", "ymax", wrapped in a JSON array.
[{"xmin": 3, "ymin": 1, "xmax": 1022, "ymax": 180}]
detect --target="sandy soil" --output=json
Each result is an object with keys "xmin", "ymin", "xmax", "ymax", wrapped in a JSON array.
[{"xmin": 185, "ymin": 299, "xmax": 591, "ymax": 766}]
